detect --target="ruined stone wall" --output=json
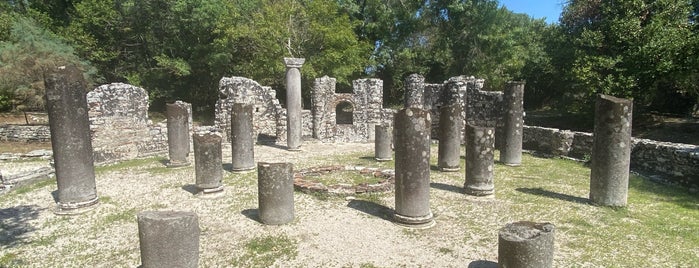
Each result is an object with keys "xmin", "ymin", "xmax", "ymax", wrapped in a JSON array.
[
  {"xmin": 215, "ymin": 77, "xmax": 281, "ymax": 143},
  {"xmin": 0, "ymin": 125, "xmax": 50, "ymax": 142},
  {"xmin": 522, "ymin": 125, "xmax": 698, "ymax": 188}
]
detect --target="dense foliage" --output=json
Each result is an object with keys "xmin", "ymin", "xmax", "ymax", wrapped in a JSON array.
[{"xmin": 0, "ymin": 0, "xmax": 697, "ymax": 115}]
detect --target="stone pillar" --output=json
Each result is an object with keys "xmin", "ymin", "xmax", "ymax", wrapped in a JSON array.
[
  {"xmin": 500, "ymin": 81, "xmax": 525, "ymax": 166},
  {"xmin": 404, "ymin": 74, "xmax": 425, "ymax": 109},
  {"xmin": 166, "ymin": 101, "xmax": 190, "ymax": 167},
  {"xmin": 589, "ymin": 94, "xmax": 633, "ymax": 207},
  {"xmin": 44, "ymin": 65, "xmax": 99, "ymax": 215},
  {"xmin": 193, "ymin": 131, "xmax": 223, "ymax": 195},
  {"xmin": 231, "ymin": 103, "xmax": 255, "ymax": 172},
  {"xmin": 257, "ymin": 162, "xmax": 294, "ymax": 225},
  {"xmin": 498, "ymin": 221, "xmax": 555, "ymax": 268},
  {"xmin": 464, "ymin": 124, "xmax": 495, "ymax": 196},
  {"xmin": 138, "ymin": 211, "xmax": 199, "ymax": 268},
  {"xmin": 438, "ymin": 104, "xmax": 462, "ymax": 172},
  {"xmin": 393, "ymin": 108, "xmax": 434, "ymax": 228},
  {"xmin": 284, "ymin": 57, "xmax": 305, "ymax": 151},
  {"xmin": 375, "ymin": 124, "xmax": 393, "ymax": 161}
]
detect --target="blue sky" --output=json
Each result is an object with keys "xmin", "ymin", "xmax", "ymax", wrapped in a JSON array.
[{"xmin": 498, "ymin": 0, "xmax": 567, "ymax": 24}]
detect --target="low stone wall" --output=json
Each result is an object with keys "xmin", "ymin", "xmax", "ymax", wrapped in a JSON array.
[
  {"xmin": 522, "ymin": 125, "xmax": 698, "ymax": 188},
  {"xmin": 0, "ymin": 125, "xmax": 51, "ymax": 142}
]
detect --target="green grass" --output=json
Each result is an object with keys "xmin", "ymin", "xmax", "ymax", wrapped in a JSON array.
[
  {"xmin": 232, "ymin": 234, "xmax": 298, "ymax": 267},
  {"xmin": 304, "ymin": 171, "xmax": 385, "ymax": 186},
  {"xmin": 0, "ymin": 177, "xmax": 55, "ymax": 203}
]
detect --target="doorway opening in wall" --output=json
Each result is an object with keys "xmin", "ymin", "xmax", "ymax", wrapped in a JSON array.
[{"xmin": 336, "ymin": 102, "xmax": 354, "ymax": 125}]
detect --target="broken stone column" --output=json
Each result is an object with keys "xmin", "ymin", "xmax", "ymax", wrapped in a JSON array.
[
  {"xmin": 589, "ymin": 94, "xmax": 633, "ymax": 207},
  {"xmin": 284, "ymin": 57, "xmax": 305, "ymax": 151},
  {"xmin": 500, "ymin": 81, "xmax": 525, "ymax": 166},
  {"xmin": 438, "ymin": 104, "xmax": 462, "ymax": 172},
  {"xmin": 231, "ymin": 103, "xmax": 255, "ymax": 172},
  {"xmin": 193, "ymin": 131, "xmax": 223, "ymax": 195},
  {"xmin": 464, "ymin": 124, "xmax": 495, "ymax": 196},
  {"xmin": 498, "ymin": 221, "xmax": 555, "ymax": 268},
  {"xmin": 393, "ymin": 108, "xmax": 434, "ymax": 228},
  {"xmin": 138, "ymin": 211, "xmax": 199, "ymax": 268},
  {"xmin": 404, "ymin": 74, "xmax": 425, "ymax": 109},
  {"xmin": 166, "ymin": 101, "xmax": 190, "ymax": 167},
  {"xmin": 257, "ymin": 162, "xmax": 294, "ymax": 225},
  {"xmin": 375, "ymin": 124, "xmax": 393, "ymax": 161},
  {"xmin": 44, "ymin": 65, "xmax": 99, "ymax": 214}
]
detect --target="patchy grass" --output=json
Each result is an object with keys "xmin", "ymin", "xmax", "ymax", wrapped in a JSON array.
[
  {"xmin": 0, "ymin": 141, "xmax": 51, "ymax": 154},
  {"xmin": 304, "ymin": 170, "xmax": 385, "ymax": 186},
  {"xmin": 0, "ymin": 177, "xmax": 55, "ymax": 202},
  {"xmin": 95, "ymin": 157, "xmax": 165, "ymax": 174},
  {"xmin": 232, "ymin": 234, "xmax": 298, "ymax": 267}
]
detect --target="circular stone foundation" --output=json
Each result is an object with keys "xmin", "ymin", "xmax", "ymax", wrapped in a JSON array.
[{"xmin": 293, "ymin": 165, "xmax": 395, "ymax": 195}]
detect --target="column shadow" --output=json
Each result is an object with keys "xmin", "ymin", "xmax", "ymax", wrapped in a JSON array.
[
  {"xmin": 181, "ymin": 184, "xmax": 198, "ymax": 195},
  {"xmin": 346, "ymin": 199, "xmax": 394, "ymax": 222},
  {"xmin": 516, "ymin": 187, "xmax": 589, "ymax": 205},
  {"xmin": 0, "ymin": 205, "xmax": 45, "ymax": 247},
  {"xmin": 430, "ymin": 182, "xmax": 464, "ymax": 194},
  {"xmin": 468, "ymin": 260, "xmax": 497, "ymax": 268},
  {"xmin": 241, "ymin": 208, "xmax": 262, "ymax": 223}
]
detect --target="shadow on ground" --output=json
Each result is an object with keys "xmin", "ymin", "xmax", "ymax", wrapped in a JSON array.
[
  {"xmin": 468, "ymin": 260, "xmax": 497, "ymax": 268},
  {"xmin": 516, "ymin": 187, "xmax": 589, "ymax": 204},
  {"xmin": 346, "ymin": 199, "xmax": 393, "ymax": 221},
  {"xmin": 431, "ymin": 182, "xmax": 464, "ymax": 194},
  {"xmin": 0, "ymin": 205, "xmax": 45, "ymax": 248}
]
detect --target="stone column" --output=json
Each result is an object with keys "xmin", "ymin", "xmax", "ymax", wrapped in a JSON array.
[
  {"xmin": 284, "ymin": 57, "xmax": 305, "ymax": 151},
  {"xmin": 166, "ymin": 101, "xmax": 190, "ymax": 167},
  {"xmin": 138, "ymin": 211, "xmax": 199, "ymax": 268},
  {"xmin": 193, "ymin": 131, "xmax": 223, "ymax": 195},
  {"xmin": 44, "ymin": 65, "xmax": 99, "ymax": 215},
  {"xmin": 404, "ymin": 74, "xmax": 425, "ymax": 109},
  {"xmin": 500, "ymin": 81, "xmax": 525, "ymax": 166},
  {"xmin": 589, "ymin": 94, "xmax": 633, "ymax": 207},
  {"xmin": 438, "ymin": 104, "xmax": 462, "ymax": 172},
  {"xmin": 375, "ymin": 124, "xmax": 393, "ymax": 161},
  {"xmin": 257, "ymin": 162, "xmax": 294, "ymax": 225},
  {"xmin": 393, "ymin": 108, "xmax": 434, "ymax": 228},
  {"xmin": 498, "ymin": 221, "xmax": 555, "ymax": 268},
  {"xmin": 464, "ymin": 124, "xmax": 495, "ymax": 196},
  {"xmin": 231, "ymin": 103, "xmax": 255, "ymax": 172}
]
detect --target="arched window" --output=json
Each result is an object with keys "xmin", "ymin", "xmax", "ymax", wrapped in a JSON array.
[{"xmin": 336, "ymin": 101, "xmax": 354, "ymax": 125}]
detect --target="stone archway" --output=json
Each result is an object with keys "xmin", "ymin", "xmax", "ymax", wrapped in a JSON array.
[{"xmin": 335, "ymin": 101, "xmax": 354, "ymax": 125}]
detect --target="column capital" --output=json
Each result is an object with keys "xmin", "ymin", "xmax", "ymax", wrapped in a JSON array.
[{"xmin": 283, "ymin": 57, "xmax": 305, "ymax": 68}]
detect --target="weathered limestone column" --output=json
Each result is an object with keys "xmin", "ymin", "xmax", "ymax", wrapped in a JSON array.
[
  {"xmin": 284, "ymin": 57, "xmax": 305, "ymax": 151},
  {"xmin": 193, "ymin": 132, "xmax": 223, "ymax": 195},
  {"xmin": 44, "ymin": 65, "xmax": 99, "ymax": 215},
  {"xmin": 404, "ymin": 74, "xmax": 425, "ymax": 109},
  {"xmin": 589, "ymin": 94, "xmax": 633, "ymax": 206},
  {"xmin": 498, "ymin": 221, "xmax": 555, "ymax": 268},
  {"xmin": 500, "ymin": 81, "xmax": 525, "ymax": 166},
  {"xmin": 394, "ymin": 108, "xmax": 434, "ymax": 228},
  {"xmin": 138, "ymin": 211, "xmax": 199, "ymax": 268},
  {"xmin": 257, "ymin": 162, "xmax": 294, "ymax": 225},
  {"xmin": 438, "ymin": 104, "xmax": 462, "ymax": 172},
  {"xmin": 375, "ymin": 124, "xmax": 393, "ymax": 161},
  {"xmin": 166, "ymin": 101, "xmax": 191, "ymax": 167},
  {"xmin": 464, "ymin": 124, "xmax": 495, "ymax": 196},
  {"xmin": 231, "ymin": 103, "xmax": 255, "ymax": 172}
]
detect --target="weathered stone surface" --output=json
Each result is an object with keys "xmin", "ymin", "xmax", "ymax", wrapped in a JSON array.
[
  {"xmin": 0, "ymin": 125, "xmax": 50, "ymax": 142},
  {"xmin": 438, "ymin": 104, "xmax": 462, "ymax": 172},
  {"xmin": 216, "ymin": 77, "xmax": 281, "ymax": 143},
  {"xmin": 138, "ymin": 211, "xmax": 199, "ymax": 268},
  {"xmin": 393, "ymin": 108, "xmax": 434, "ymax": 227},
  {"xmin": 193, "ymin": 131, "xmax": 223, "ymax": 194},
  {"xmin": 231, "ymin": 103, "xmax": 255, "ymax": 171},
  {"xmin": 44, "ymin": 65, "xmax": 99, "ymax": 214},
  {"xmin": 375, "ymin": 124, "xmax": 393, "ymax": 161},
  {"xmin": 464, "ymin": 124, "xmax": 495, "ymax": 196},
  {"xmin": 258, "ymin": 162, "xmax": 294, "ymax": 225},
  {"xmin": 500, "ymin": 81, "xmax": 525, "ymax": 165},
  {"xmin": 285, "ymin": 58, "xmax": 305, "ymax": 150},
  {"xmin": 404, "ymin": 74, "xmax": 425, "ymax": 109},
  {"xmin": 498, "ymin": 221, "xmax": 555, "ymax": 268},
  {"xmin": 590, "ymin": 94, "xmax": 633, "ymax": 207},
  {"xmin": 166, "ymin": 101, "xmax": 191, "ymax": 167}
]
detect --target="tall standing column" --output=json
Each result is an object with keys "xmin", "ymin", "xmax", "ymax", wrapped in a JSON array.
[
  {"xmin": 231, "ymin": 103, "xmax": 255, "ymax": 171},
  {"xmin": 284, "ymin": 57, "xmax": 305, "ymax": 151},
  {"xmin": 394, "ymin": 108, "xmax": 434, "ymax": 228},
  {"xmin": 589, "ymin": 94, "xmax": 633, "ymax": 207},
  {"xmin": 464, "ymin": 124, "xmax": 495, "ymax": 196},
  {"xmin": 138, "ymin": 211, "xmax": 199, "ymax": 268},
  {"xmin": 44, "ymin": 65, "xmax": 99, "ymax": 215},
  {"xmin": 375, "ymin": 124, "xmax": 393, "ymax": 161},
  {"xmin": 404, "ymin": 74, "xmax": 425, "ymax": 109},
  {"xmin": 257, "ymin": 162, "xmax": 295, "ymax": 225},
  {"xmin": 498, "ymin": 221, "xmax": 555, "ymax": 268},
  {"xmin": 500, "ymin": 81, "xmax": 525, "ymax": 166},
  {"xmin": 166, "ymin": 101, "xmax": 190, "ymax": 167},
  {"xmin": 438, "ymin": 104, "xmax": 462, "ymax": 172},
  {"xmin": 193, "ymin": 131, "xmax": 223, "ymax": 196}
]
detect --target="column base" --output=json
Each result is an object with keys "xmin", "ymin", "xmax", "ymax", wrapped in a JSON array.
[
  {"xmin": 167, "ymin": 161, "xmax": 190, "ymax": 168},
  {"xmin": 502, "ymin": 162, "xmax": 521, "ymax": 167},
  {"xmin": 196, "ymin": 186, "xmax": 225, "ymax": 199},
  {"xmin": 231, "ymin": 166, "xmax": 256, "ymax": 173},
  {"xmin": 375, "ymin": 157, "xmax": 393, "ymax": 162},
  {"xmin": 464, "ymin": 186, "xmax": 495, "ymax": 196},
  {"xmin": 393, "ymin": 212, "xmax": 435, "ymax": 229},
  {"xmin": 287, "ymin": 147, "xmax": 302, "ymax": 151},
  {"xmin": 439, "ymin": 166, "xmax": 460, "ymax": 172},
  {"xmin": 54, "ymin": 197, "xmax": 99, "ymax": 215}
]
